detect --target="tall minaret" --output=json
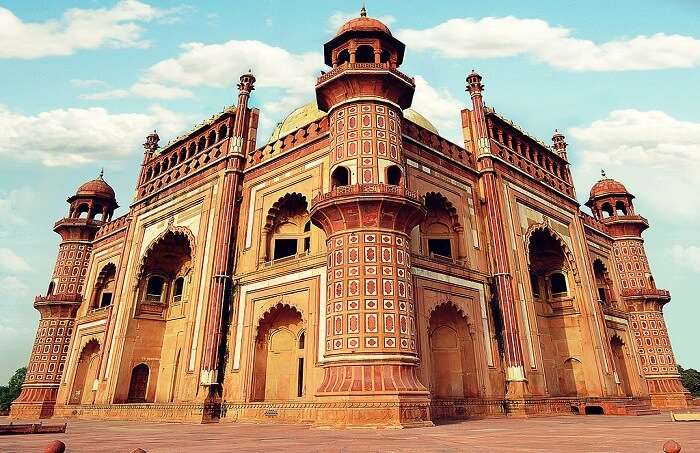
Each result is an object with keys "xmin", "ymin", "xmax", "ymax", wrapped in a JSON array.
[
  {"xmin": 586, "ymin": 173, "xmax": 690, "ymax": 409},
  {"xmin": 11, "ymin": 173, "xmax": 117, "ymax": 419},
  {"xmin": 199, "ymin": 72, "xmax": 255, "ymax": 407},
  {"xmin": 310, "ymin": 9, "xmax": 430, "ymax": 426},
  {"xmin": 466, "ymin": 71, "xmax": 527, "ymax": 400}
]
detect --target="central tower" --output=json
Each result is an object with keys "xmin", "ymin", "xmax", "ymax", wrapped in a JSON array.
[{"xmin": 310, "ymin": 9, "xmax": 431, "ymax": 427}]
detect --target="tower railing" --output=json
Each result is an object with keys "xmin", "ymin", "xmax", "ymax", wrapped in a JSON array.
[
  {"xmin": 311, "ymin": 183, "xmax": 422, "ymax": 206},
  {"xmin": 316, "ymin": 62, "xmax": 415, "ymax": 86}
]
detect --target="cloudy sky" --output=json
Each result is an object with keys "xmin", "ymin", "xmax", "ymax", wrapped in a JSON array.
[{"xmin": 1, "ymin": 0, "xmax": 699, "ymax": 382}]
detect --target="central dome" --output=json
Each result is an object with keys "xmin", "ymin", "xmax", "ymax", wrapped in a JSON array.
[
  {"xmin": 268, "ymin": 102, "xmax": 439, "ymax": 144},
  {"xmin": 336, "ymin": 16, "xmax": 391, "ymax": 37}
]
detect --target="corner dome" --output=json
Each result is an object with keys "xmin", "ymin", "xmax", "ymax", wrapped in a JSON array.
[
  {"xmin": 589, "ymin": 177, "xmax": 628, "ymax": 199},
  {"xmin": 76, "ymin": 172, "xmax": 115, "ymax": 199}
]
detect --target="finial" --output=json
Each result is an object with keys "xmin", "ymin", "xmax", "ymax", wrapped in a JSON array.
[
  {"xmin": 601, "ymin": 169, "xmax": 606, "ymax": 178},
  {"xmin": 360, "ymin": 4, "xmax": 367, "ymax": 17},
  {"xmin": 99, "ymin": 168, "xmax": 104, "ymax": 179}
]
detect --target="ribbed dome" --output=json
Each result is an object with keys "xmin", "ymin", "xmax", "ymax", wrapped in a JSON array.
[
  {"xmin": 589, "ymin": 178, "xmax": 628, "ymax": 199},
  {"xmin": 337, "ymin": 16, "xmax": 391, "ymax": 36},
  {"xmin": 76, "ymin": 174, "xmax": 115, "ymax": 199},
  {"xmin": 267, "ymin": 102, "xmax": 439, "ymax": 143}
]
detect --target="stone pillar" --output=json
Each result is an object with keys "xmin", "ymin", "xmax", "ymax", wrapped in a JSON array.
[
  {"xmin": 199, "ymin": 72, "xmax": 255, "ymax": 410},
  {"xmin": 466, "ymin": 71, "xmax": 528, "ymax": 400}
]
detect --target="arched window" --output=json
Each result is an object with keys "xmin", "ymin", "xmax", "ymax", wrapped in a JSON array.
[
  {"xmin": 386, "ymin": 165, "xmax": 402, "ymax": 186},
  {"xmin": 298, "ymin": 331, "xmax": 305, "ymax": 349},
  {"xmin": 154, "ymin": 162, "xmax": 161, "ymax": 176},
  {"xmin": 615, "ymin": 201, "xmax": 627, "ymax": 216},
  {"xmin": 145, "ymin": 276, "xmax": 165, "ymax": 302},
  {"xmin": 265, "ymin": 193, "xmax": 311, "ymax": 262},
  {"xmin": 422, "ymin": 193, "xmax": 461, "ymax": 260},
  {"xmin": 380, "ymin": 49, "xmax": 390, "ymax": 63},
  {"xmin": 198, "ymin": 136, "xmax": 206, "ymax": 151},
  {"xmin": 337, "ymin": 49, "xmax": 350, "ymax": 65},
  {"xmin": 207, "ymin": 130, "xmax": 216, "ymax": 147},
  {"xmin": 187, "ymin": 143, "xmax": 196, "ymax": 158},
  {"xmin": 355, "ymin": 45, "xmax": 374, "ymax": 63},
  {"xmin": 93, "ymin": 263, "xmax": 117, "ymax": 308},
  {"xmin": 170, "ymin": 154, "xmax": 178, "ymax": 167},
  {"xmin": 179, "ymin": 148, "xmax": 186, "ymax": 162},
  {"xmin": 47, "ymin": 281, "xmax": 55, "ymax": 295},
  {"xmin": 601, "ymin": 203, "xmax": 614, "ymax": 218},
  {"xmin": 173, "ymin": 277, "xmax": 185, "ymax": 303},
  {"xmin": 218, "ymin": 124, "xmax": 228, "ymax": 141},
  {"xmin": 549, "ymin": 272, "xmax": 568, "ymax": 295},
  {"xmin": 331, "ymin": 166, "xmax": 350, "ymax": 188},
  {"xmin": 76, "ymin": 203, "xmax": 90, "ymax": 219}
]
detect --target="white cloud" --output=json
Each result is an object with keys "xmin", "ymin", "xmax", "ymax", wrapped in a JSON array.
[
  {"xmin": 0, "ymin": 104, "xmax": 187, "ymax": 166},
  {"xmin": 398, "ymin": 16, "xmax": 700, "ymax": 71},
  {"xmin": 80, "ymin": 82, "xmax": 193, "ymax": 101},
  {"xmin": 0, "ymin": 188, "xmax": 30, "ymax": 237},
  {"xmin": 144, "ymin": 40, "xmax": 322, "ymax": 93},
  {"xmin": 79, "ymin": 89, "xmax": 131, "ymax": 100},
  {"xmin": 327, "ymin": 11, "xmax": 396, "ymax": 33},
  {"xmin": 130, "ymin": 82, "xmax": 193, "ymax": 99},
  {"xmin": 570, "ymin": 109, "xmax": 700, "ymax": 220},
  {"xmin": 670, "ymin": 245, "xmax": 700, "ymax": 273},
  {"xmin": 0, "ymin": 248, "xmax": 31, "ymax": 273},
  {"xmin": 70, "ymin": 79, "xmax": 108, "ymax": 88},
  {"xmin": 411, "ymin": 75, "xmax": 463, "ymax": 144},
  {"xmin": 0, "ymin": 0, "xmax": 171, "ymax": 59}
]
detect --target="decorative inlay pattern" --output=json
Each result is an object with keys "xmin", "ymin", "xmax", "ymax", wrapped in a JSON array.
[{"xmin": 325, "ymin": 230, "xmax": 416, "ymax": 356}]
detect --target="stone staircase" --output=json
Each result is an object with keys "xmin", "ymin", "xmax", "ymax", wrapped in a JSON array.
[{"xmin": 624, "ymin": 403, "xmax": 660, "ymax": 416}]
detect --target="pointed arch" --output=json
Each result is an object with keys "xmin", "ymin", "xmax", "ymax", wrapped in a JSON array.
[
  {"xmin": 255, "ymin": 301, "xmax": 306, "ymax": 335},
  {"xmin": 424, "ymin": 192, "xmax": 462, "ymax": 231},
  {"xmin": 524, "ymin": 222, "xmax": 578, "ymax": 282},
  {"xmin": 264, "ymin": 192, "xmax": 308, "ymax": 232},
  {"xmin": 137, "ymin": 226, "xmax": 196, "ymax": 279}
]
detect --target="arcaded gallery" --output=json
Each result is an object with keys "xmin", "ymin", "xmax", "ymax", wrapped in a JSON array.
[{"xmin": 10, "ymin": 10, "xmax": 691, "ymax": 427}]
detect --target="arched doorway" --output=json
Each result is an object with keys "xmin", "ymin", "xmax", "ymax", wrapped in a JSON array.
[
  {"xmin": 251, "ymin": 304, "xmax": 305, "ymax": 401},
  {"xmin": 527, "ymin": 226, "xmax": 585, "ymax": 396},
  {"xmin": 610, "ymin": 335, "xmax": 632, "ymax": 396},
  {"xmin": 119, "ymin": 228, "xmax": 193, "ymax": 403},
  {"xmin": 127, "ymin": 363, "xmax": 149, "ymax": 402},
  {"xmin": 69, "ymin": 339, "xmax": 101, "ymax": 405},
  {"xmin": 428, "ymin": 303, "xmax": 478, "ymax": 398}
]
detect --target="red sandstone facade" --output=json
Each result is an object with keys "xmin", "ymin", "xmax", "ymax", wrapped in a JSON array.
[{"xmin": 11, "ymin": 10, "xmax": 690, "ymax": 425}]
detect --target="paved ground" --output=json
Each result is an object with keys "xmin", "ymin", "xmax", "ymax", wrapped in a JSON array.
[{"xmin": 0, "ymin": 414, "xmax": 697, "ymax": 452}]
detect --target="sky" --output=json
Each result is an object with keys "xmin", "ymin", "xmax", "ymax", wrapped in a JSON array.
[{"xmin": 0, "ymin": 0, "xmax": 699, "ymax": 383}]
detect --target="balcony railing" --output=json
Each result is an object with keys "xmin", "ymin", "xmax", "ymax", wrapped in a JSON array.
[
  {"xmin": 312, "ymin": 183, "xmax": 422, "ymax": 206},
  {"xmin": 316, "ymin": 62, "xmax": 415, "ymax": 86},
  {"xmin": 34, "ymin": 293, "xmax": 83, "ymax": 304}
]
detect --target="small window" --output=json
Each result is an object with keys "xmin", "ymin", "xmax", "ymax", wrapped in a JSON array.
[
  {"xmin": 273, "ymin": 239, "xmax": 298, "ymax": 260},
  {"xmin": 304, "ymin": 221, "xmax": 311, "ymax": 232},
  {"xmin": 99, "ymin": 292, "xmax": 113, "ymax": 308},
  {"xmin": 550, "ymin": 272, "xmax": 568, "ymax": 295},
  {"xmin": 47, "ymin": 281, "xmax": 55, "ymax": 295},
  {"xmin": 337, "ymin": 49, "xmax": 350, "ymax": 65},
  {"xmin": 386, "ymin": 165, "xmax": 402, "ymax": 185},
  {"xmin": 173, "ymin": 277, "xmax": 184, "ymax": 302},
  {"xmin": 303, "ymin": 237, "xmax": 311, "ymax": 253},
  {"xmin": 428, "ymin": 238, "xmax": 452, "ymax": 258},
  {"xmin": 299, "ymin": 332, "xmax": 305, "ymax": 349},
  {"xmin": 146, "ymin": 276, "xmax": 165, "ymax": 301},
  {"xmin": 530, "ymin": 273, "xmax": 540, "ymax": 298},
  {"xmin": 331, "ymin": 166, "xmax": 350, "ymax": 188},
  {"xmin": 615, "ymin": 201, "xmax": 627, "ymax": 216}
]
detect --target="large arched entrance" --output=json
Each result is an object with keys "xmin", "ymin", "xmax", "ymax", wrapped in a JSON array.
[
  {"xmin": 69, "ymin": 339, "xmax": 101, "ymax": 405},
  {"xmin": 610, "ymin": 335, "xmax": 633, "ymax": 396},
  {"xmin": 118, "ymin": 228, "xmax": 194, "ymax": 403},
  {"xmin": 527, "ymin": 226, "xmax": 586, "ymax": 396},
  {"xmin": 428, "ymin": 303, "xmax": 478, "ymax": 398},
  {"xmin": 251, "ymin": 304, "xmax": 305, "ymax": 401}
]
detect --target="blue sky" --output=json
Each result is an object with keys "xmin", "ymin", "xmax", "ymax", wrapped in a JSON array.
[{"xmin": 1, "ymin": 0, "xmax": 699, "ymax": 383}]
